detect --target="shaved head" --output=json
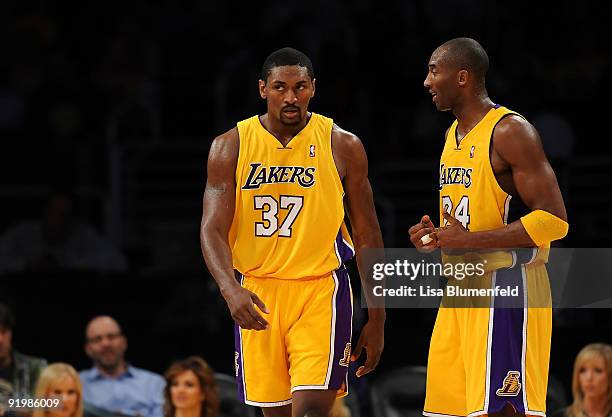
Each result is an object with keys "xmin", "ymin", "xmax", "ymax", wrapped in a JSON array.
[
  {"xmin": 436, "ymin": 37, "xmax": 489, "ymax": 86},
  {"xmin": 86, "ymin": 315, "xmax": 122, "ymax": 339},
  {"xmin": 85, "ymin": 315, "xmax": 127, "ymax": 376}
]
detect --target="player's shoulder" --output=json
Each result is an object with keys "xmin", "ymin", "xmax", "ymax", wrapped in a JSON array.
[
  {"xmin": 209, "ymin": 127, "xmax": 239, "ymax": 163},
  {"xmin": 492, "ymin": 113, "xmax": 543, "ymax": 158},
  {"xmin": 331, "ymin": 123, "xmax": 363, "ymax": 151},
  {"xmin": 213, "ymin": 126, "xmax": 239, "ymax": 144},
  {"xmin": 211, "ymin": 127, "xmax": 239, "ymax": 151},
  {"xmin": 494, "ymin": 113, "xmax": 538, "ymax": 139}
]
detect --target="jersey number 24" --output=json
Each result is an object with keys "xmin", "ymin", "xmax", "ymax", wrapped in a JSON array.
[{"xmin": 441, "ymin": 195, "xmax": 470, "ymax": 230}]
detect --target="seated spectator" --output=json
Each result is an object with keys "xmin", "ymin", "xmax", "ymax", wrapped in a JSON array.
[
  {"xmin": 79, "ymin": 316, "xmax": 164, "ymax": 417},
  {"xmin": 32, "ymin": 363, "xmax": 82, "ymax": 417},
  {"xmin": 0, "ymin": 303, "xmax": 47, "ymax": 404},
  {"xmin": 163, "ymin": 357, "xmax": 218, "ymax": 417},
  {"xmin": 563, "ymin": 343, "xmax": 612, "ymax": 417},
  {"xmin": 0, "ymin": 191, "xmax": 126, "ymax": 274}
]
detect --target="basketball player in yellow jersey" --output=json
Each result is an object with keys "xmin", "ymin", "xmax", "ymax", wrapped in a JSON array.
[
  {"xmin": 200, "ymin": 48, "xmax": 385, "ymax": 417},
  {"xmin": 409, "ymin": 38, "xmax": 568, "ymax": 417}
]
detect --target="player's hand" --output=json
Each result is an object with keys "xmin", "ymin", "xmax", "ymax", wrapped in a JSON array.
[
  {"xmin": 350, "ymin": 318, "xmax": 384, "ymax": 377},
  {"xmin": 436, "ymin": 212, "xmax": 471, "ymax": 248},
  {"xmin": 222, "ymin": 286, "xmax": 269, "ymax": 330},
  {"xmin": 408, "ymin": 215, "xmax": 437, "ymax": 252}
]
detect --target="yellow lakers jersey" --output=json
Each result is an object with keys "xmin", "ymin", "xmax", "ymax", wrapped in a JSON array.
[
  {"xmin": 439, "ymin": 105, "xmax": 519, "ymax": 232},
  {"xmin": 429, "ymin": 107, "xmax": 552, "ymax": 417},
  {"xmin": 229, "ymin": 113, "xmax": 354, "ymax": 280}
]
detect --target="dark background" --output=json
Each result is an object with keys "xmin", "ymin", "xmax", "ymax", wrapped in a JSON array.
[{"xmin": 0, "ymin": 0, "xmax": 610, "ymax": 412}]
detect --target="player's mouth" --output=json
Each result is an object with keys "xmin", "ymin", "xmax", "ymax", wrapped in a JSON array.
[
  {"xmin": 430, "ymin": 91, "xmax": 437, "ymax": 102},
  {"xmin": 282, "ymin": 107, "xmax": 299, "ymax": 116}
]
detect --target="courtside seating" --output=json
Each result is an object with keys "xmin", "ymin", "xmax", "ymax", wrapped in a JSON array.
[
  {"xmin": 370, "ymin": 366, "xmax": 427, "ymax": 417},
  {"xmin": 547, "ymin": 374, "xmax": 568, "ymax": 416},
  {"xmin": 214, "ymin": 373, "xmax": 258, "ymax": 417}
]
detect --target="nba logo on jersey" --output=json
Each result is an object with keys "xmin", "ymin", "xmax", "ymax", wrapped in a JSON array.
[
  {"xmin": 470, "ymin": 145, "xmax": 475, "ymax": 158},
  {"xmin": 309, "ymin": 144, "xmax": 316, "ymax": 157},
  {"xmin": 496, "ymin": 371, "xmax": 521, "ymax": 396}
]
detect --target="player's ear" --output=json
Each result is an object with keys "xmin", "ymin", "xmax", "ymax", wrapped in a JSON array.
[
  {"xmin": 458, "ymin": 70, "xmax": 468, "ymax": 87},
  {"xmin": 259, "ymin": 79, "xmax": 267, "ymax": 99},
  {"xmin": 311, "ymin": 78, "xmax": 316, "ymax": 98}
]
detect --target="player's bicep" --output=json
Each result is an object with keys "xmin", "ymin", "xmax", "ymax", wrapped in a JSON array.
[
  {"xmin": 201, "ymin": 131, "xmax": 239, "ymax": 234},
  {"xmin": 342, "ymin": 137, "xmax": 380, "ymax": 237},
  {"xmin": 345, "ymin": 175, "xmax": 378, "ymax": 232},
  {"xmin": 494, "ymin": 118, "xmax": 567, "ymax": 220}
]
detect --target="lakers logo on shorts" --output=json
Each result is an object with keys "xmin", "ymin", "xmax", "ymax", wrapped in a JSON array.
[
  {"xmin": 496, "ymin": 371, "xmax": 521, "ymax": 396},
  {"xmin": 339, "ymin": 343, "xmax": 351, "ymax": 367},
  {"xmin": 234, "ymin": 352, "xmax": 240, "ymax": 377}
]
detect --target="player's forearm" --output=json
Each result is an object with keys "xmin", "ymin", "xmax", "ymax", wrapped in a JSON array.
[
  {"xmin": 200, "ymin": 226, "xmax": 241, "ymax": 294},
  {"xmin": 353, "ymin": 229, "xmax": 384, "ymax": 281},
  {"xmin": 367, "ymin": 306, "xmax": 386, "ymax": 322},
  {"xmin": 464, "ymin": 220, "xmax": 536, "ymax": 248},
  {"xmin": 353, "ymin": 229, "xmax": 386, "ymax": 320}
]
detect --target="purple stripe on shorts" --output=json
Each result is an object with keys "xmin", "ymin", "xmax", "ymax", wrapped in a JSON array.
[
  {"xmin": 335, "ymin": 230, "xmax": 354, "ymax": 264},
  {"xmin": 328, "ymin": 266, "xmax": 353, "ymax": 391},
  {"xmin": 488, "ymin": 265, "xmax": 525, "ymax": 413},
  {"xmin": 233, "ymin": 323, "xmax": 246, "ymax": 402},
  {"xmin": 233, "ymin": 272, "xmax": 246, "ymax": 402}
]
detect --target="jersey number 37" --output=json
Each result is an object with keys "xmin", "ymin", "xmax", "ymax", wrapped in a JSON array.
[{"xmin": 254, "ymin": 195, "xmax": 303, "ymax": 237}]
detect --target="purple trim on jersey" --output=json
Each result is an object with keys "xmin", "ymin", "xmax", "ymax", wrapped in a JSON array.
[
  {"xmin": 328, "ymin": 266, "xmax": 353, "ymax": 390},
  {"xmin": 493, "ymin": 103, "xmax": 501, "ymax": 109},
  {"xmin": 514, "ymin": 248, "xmax": 538, "ymax": 265},
  {"xmin": 335, "ymin": 229, "xmax": 354, "ymax": 263},
  {"xmin": 488, "ymin": 265, "xmax": 525, "ymax": 413}
]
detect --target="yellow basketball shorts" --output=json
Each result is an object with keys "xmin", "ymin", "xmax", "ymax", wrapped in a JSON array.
[
  {"xmin": 424, "ymin": 262, "xmax": 551, "ymax": 417},
  {"xmin": 234, "ymin": 267, "xmax": 353, "ymax": 407}
]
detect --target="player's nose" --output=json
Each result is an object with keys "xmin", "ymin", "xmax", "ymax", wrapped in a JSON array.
[{"xmin": 284, "ymin": 89, "xmax": 298, "ymax": 103}]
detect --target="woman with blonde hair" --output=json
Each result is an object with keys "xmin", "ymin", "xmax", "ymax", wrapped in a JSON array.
[
  {"xmin": 32, "ymin": 363, "xmax": 83, "ymax": 417},
  {"xmin": 565, "ymin": 343, "xmax": 612, "ymax": 417},
  {"xmin": 163, "ymin": 356, "xmax": 219, "ymax": 417}
]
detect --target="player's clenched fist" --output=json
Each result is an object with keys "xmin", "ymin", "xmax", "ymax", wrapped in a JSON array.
[
  {"xmin": 222, "ymin": 286, "xmax": 269, "ymax": 331},
  {"xmin": 408, "ymin": 214, "xmax": 438, "ymax": 251}
]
